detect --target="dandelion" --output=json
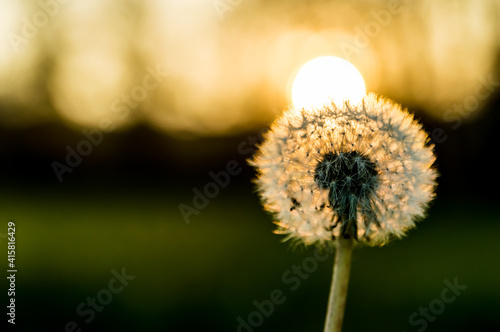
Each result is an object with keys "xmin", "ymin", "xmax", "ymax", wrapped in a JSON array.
[
  {"xmin": 250, "ymin": 93, "xmax": 437, "ymax": 331},
  {"xmin": 251, "ymin": 93, "xmax": 436, "ymax": 246}
]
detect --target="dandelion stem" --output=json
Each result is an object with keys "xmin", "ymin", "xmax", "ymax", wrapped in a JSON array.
[{"xmin": 323, "ymin": 237, "xmax": 354, "ymax": 332}]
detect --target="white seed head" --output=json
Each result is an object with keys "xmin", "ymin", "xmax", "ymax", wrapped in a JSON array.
[{"xmin": 250, "ymin": 93, "xmax": 437, "ymax": 247}]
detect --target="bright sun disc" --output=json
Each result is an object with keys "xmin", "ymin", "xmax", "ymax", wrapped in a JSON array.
[{"xmin": 292, "ymin": 56, "xmax": 366, "ymax": 110}]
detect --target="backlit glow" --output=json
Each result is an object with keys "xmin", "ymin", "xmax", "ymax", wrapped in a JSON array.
[{"xmin": 292, "ymin": 56, "xmax": 366, "ymax": 110}]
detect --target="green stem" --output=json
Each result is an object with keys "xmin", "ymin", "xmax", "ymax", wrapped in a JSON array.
[{"xmin": 323, "ymin": 237, "xmax": 354, "ymax": 332}]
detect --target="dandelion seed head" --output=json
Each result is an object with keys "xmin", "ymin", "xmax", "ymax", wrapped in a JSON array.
[{"xmin": 250, "ymin": 93, "xmax": 437, "ymax": 246}]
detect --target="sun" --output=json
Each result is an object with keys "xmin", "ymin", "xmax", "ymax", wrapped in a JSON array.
[{"xmin": 291, "ymin": 56, "xmax": 366, "ymax": 110}]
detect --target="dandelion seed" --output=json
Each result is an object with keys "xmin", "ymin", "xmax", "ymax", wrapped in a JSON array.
[{"xmin": 250, "ymin": 93, "xmax": 437, "ymax": 247}]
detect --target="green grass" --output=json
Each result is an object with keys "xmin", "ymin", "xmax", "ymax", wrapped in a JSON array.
[{"xmin": 0, "ymin": 184, "xmax": 499, "ymax": 331}]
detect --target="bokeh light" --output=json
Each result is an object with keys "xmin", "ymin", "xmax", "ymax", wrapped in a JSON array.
[{"xmin": 0, "ymin": 0, "xmax": 498, "ymax": 133}]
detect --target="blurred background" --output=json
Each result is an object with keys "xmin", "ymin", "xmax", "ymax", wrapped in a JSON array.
[{"xmin": 1, "ymin": 0, "xmax": 499, "ymax": 331}]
